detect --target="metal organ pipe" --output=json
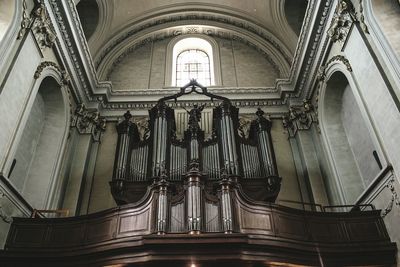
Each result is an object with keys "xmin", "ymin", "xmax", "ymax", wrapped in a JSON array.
[{"xmin": 114, "ymin": 111, "xmax": 136, "ymax": 181}]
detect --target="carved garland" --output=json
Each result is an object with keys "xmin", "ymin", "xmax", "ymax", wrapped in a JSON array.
[
  {"xmin": 34, "ymin": 61, "xmax": 70, "ymax": 85},
  {"xmin": 0, "ymin": 190, "xmax": 13, "ymax": 224},
  {"xmin": 381, "ymin": 175, "xmax": 400, "ymax": 218},
  {"xmin": 17, "ymin": 0, "xmax": 57, "ymax": 49}
]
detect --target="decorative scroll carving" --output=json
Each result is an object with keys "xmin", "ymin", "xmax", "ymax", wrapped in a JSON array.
[
  {"xmin": 381, "ymin": 175, "xmax": 400, "ymax": 218},
  {"xmin": 31, "ymin": 0, "xmax": 57, "ymax": 49},
  {"xmin": 70, "ymin": 104, "xmax": 106, "ymax": 141},
  {"xmin": 282, "ymin": 100, "xmax": 317, "ymax": 137},
  {"xmin": 133, "ymin": 117, "xmax": 150, "ymax": 141},
  {"xmin": 17, "ymin": 0, "xmax": 32, "ymax": 40},
  {"xmin": 327, "ymin": 0, "xmax": 356, "ymax": 42},
  {"xmin": 327, "ymin": 0, "xmax": 369, "ymax": 43},
  {"xmin": 34, "ymin": 61, "xmax": 70, "ymax": 84},
  {"xmin": 238, "ymin": 116, "xmax": 253, "ymax": 139},
  {"xmin": 0, "ymin": 190, "xmax": 13, "ymax": 224}
]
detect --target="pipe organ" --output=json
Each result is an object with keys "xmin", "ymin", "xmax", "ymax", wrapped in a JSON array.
[{"xmin": 110, "ymin": 80, "xmax": 281, "ymax": 233}]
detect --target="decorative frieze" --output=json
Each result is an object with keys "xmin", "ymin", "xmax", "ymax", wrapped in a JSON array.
[
  {"xmin": 282, "ymin": 100, "xmax": 317, "ymax": 137},
  {"xmin": 71, "ymin": 104, "xmax": 107, "ymax": 142}
]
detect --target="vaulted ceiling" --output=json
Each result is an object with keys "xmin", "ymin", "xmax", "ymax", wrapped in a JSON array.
[{"xmin": 75, "ymin": 0, "xmax": 308, "ymax": 80}]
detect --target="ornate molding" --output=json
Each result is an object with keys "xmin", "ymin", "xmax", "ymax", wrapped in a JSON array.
[
  {"xmin": 33, "ymin": 61, "xmax": 71, "ymax": 85},
  {"xmin": 317, "ymin": 55, "xmax": 353, "ymax": 83},
  {"xmin": 0, "ymin": 190, "xmax": 13, "ymax": 224},
  {"xmin": 282, "ymin": 100, "xmax": 317, "ymax": 138},
  {"xmin": 381, "ymin": 175, "xmax": 400, "ymax": 218},
  {"xmin": 102, "ymin": 98, "xmax": 285, "ymax": 111},
  {"xmin": 71, "ymin": 104, "xmax": 106, "ymax": 142}
]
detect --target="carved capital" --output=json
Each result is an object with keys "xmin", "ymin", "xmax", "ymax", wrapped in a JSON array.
[
  {"xmin": 71, "ymin": 104, "xmax": 107, "ymax": 141},
  {"xmin": 282, "ymin": 100, "xmax": 317, "ymax": 137}
]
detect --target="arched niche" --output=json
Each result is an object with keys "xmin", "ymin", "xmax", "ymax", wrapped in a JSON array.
[
  {"xmin": 10, "ymin": 76, "xmax": 68, "ymax": 209},
  {"xmin": 76, "ymin": 0, "xmax": 99, "ymax": 41},
  {"xmin": 320, "ymin": 71, "xmax": 382, "ymax": 204},
  {"xmin": 0, "ymin": 0, "xmax": 15, "ymax": 42}
]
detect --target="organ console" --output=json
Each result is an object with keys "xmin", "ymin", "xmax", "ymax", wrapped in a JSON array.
[{"xmin": 110, "ymin": 79, "xmax": 281, "ymax": 233}]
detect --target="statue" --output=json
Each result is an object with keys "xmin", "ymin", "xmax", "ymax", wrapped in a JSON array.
[{"xmin": 183, "ymin": 104, "xmax": 205, "ymax": 130}]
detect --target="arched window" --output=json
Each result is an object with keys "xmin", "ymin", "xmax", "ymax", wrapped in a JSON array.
[
  {"xmin": 171, "ymin": 37, "xmax": 215, "ymax": 87},
  {"xmin": 176, "ymin": 49, "xmax": 211, "ymax": 86}
]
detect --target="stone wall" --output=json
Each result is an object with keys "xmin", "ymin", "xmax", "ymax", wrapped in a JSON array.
[{"xmin": 108, "ymin": 37, "xmax": 280, "ymax": 90}]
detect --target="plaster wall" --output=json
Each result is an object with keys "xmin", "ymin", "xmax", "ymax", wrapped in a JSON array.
[
  {"xmin": 10, "ymin": 93, "xmax": 45, "ymax": 191},
  {"xmin": 345, "ymin": 27, "xmax": 400, "ymax": 182},
  {"xmin": 272, "ymin": 121, "xmax": 302, "ymax": 206},
  {"xmin": 371, "ymin": 0, "xmax": 400, "ymax": 58},
  {"xmin": 341, "ymin": 84, "xmax": 380, "ymax": 186},
  {"xmin": 0, "ymin": 33, "xmax": 41, "ymax": 173},
  {"xmin": 108, "ymin": 37, "xmax": 279, "ymax": 90},
  {"xmin": 88, "ymin": 122, "xmax": 118, "ymax": 213}
]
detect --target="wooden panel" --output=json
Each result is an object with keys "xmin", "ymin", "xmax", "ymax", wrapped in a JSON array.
[
  {"xmin": 346, "ymin": 220, "xmax": 386, "ymax": 241},
  {"xmin": 85, "ymin": 218, "xmax": 115, "ymax": 243},
  {"xmin": 47, "ymin": 223, "xmax": 84, "ymax": 247},
  {"xmin": 10, "ymin": 225, "xmax": 47, "ymax": 247},
  {"xmin": 240, "ymin": 208, "xmax": 272, "ymax": 234},
  {"xmin": 308, "ymin": 219, "xmax": 347, "ymax": 242},
  {"xmin": 274, "ymin": 213, "xmax": 307, "ymax": 240},
  {"xmin": 118, "ymin": 210, "xmax": 150, "ymax": 235}
]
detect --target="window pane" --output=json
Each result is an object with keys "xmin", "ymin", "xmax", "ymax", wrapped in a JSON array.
[{"xmin": 176, "ymin": 49, "xmax": 211, "ymax": 86}]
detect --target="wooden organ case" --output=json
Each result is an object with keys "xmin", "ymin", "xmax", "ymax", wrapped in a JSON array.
[
  {"xmin": 2, "ymin": 81, "xmax": 396, "ymax": 266},
  {"xmin": 110, "ymin": 80, "xmax": 281, "ymax": 233}
]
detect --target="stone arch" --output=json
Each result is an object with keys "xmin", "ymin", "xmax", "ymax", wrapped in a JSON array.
[
  {"xmin": 319, "ymin": 69, "xmax": 384, "ymax": 204},
  {"xmin": 76, "ymin": 0, "xmax": 99, "ymax": 41},
  {"xmin": 10, "ymin": 72, "xmax": 70, "ymax": 210}
]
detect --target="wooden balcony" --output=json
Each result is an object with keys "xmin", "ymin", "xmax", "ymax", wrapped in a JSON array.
[{"xmin": 0, "ymin": 189, "xmax": 396, "ymax": 267}]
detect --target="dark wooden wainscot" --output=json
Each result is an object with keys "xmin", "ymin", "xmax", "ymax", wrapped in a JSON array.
[{"xmin": 0, "ymin": 189, "xmax": 396, "ymax": 267}]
